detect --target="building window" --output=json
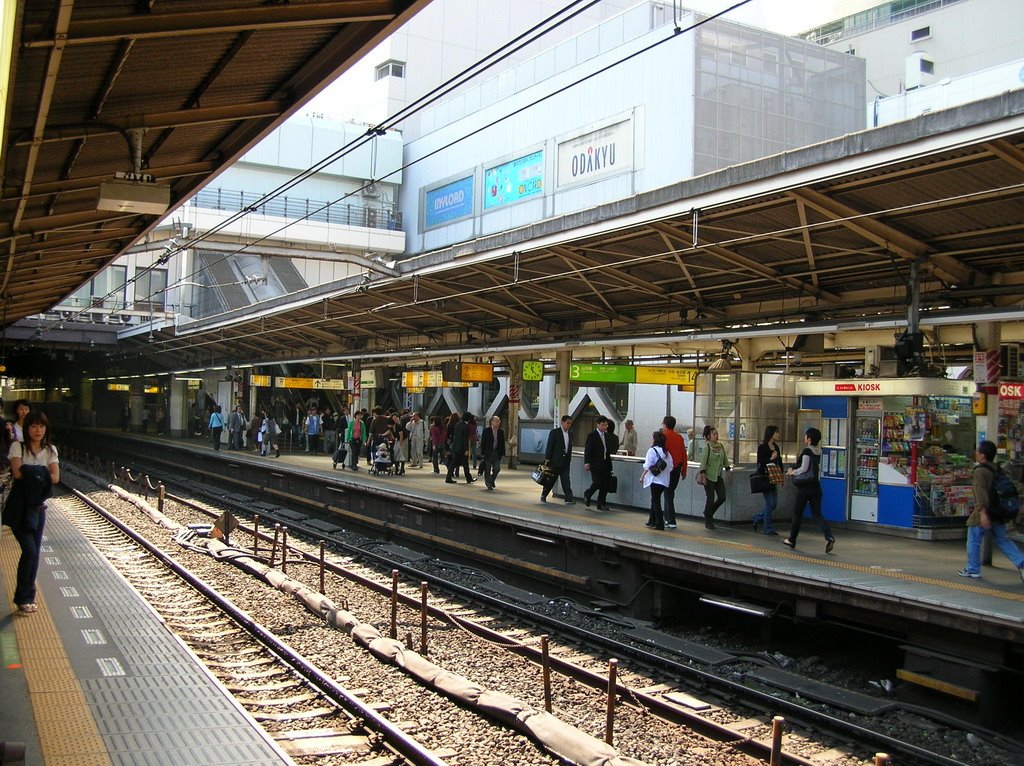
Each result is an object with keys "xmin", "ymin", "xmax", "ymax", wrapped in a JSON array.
[
  {"xmin": 375, "ymin": 60, "xmax": 406, "ymax": 81},
  {"xmin": 70, "ymin": 265, "xmax": 127, "ymax": 309},
  {"xmin": 910, "ymin": 26, "xmax": 931, "ymax": 42},
  {"xmin": 134, "ymin": 267, "xmax": 167, "ymax": 312},
  {"xmin": 919, "ymin": 58, "xmax": 934, "ymax": 75}
]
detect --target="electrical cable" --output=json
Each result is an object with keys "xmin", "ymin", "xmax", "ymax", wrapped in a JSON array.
[
  {"xmin": 26, "ymin": 0, "xmax": 607, "ymax": 339},
  {"xmin": 28, "ymin": 0, "xmax": 757, "ymax": 351}
]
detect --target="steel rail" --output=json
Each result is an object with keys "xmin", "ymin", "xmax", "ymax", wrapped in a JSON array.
[
  {"xmin": 67, "ymin": 486, "xmax": 449, "ymax": 766},
  {"xmin": 163, "ymin": 488, "xmax": 971, "ymax": 766}
]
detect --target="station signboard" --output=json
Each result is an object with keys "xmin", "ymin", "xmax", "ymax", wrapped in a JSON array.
[
  {"xmin": 274, "ymin": 377, "xmax": 346, "ymax": 390},
  {"xmin": 556, "ymin": 118, "xmax": 633, "ymax": 189},
  {"xmin": 635, "ymin": 366, "xmax": 699, "ymax": 389},
  {"xmin": 402, "ymin": 370, "xmax": 444, "ymax": 387},
  {"xmin": 568, "ymin": 363, "xmax": 635, "ymax": 384},
  {"xmin": 250, "ymin": 374, "xmax": 271, "ymax": 387},
  {"xmin": 441, "ymin": 362, "xmax": 494, "ymax": 383}
]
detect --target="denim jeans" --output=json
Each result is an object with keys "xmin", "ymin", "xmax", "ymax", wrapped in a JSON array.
[
  {"xmin": 965, "ymin": 523, "xmax": 1024, "ymax": 574},
  {"xmin": 14, "ymin": 506, "xmax": 46, "ymax": 606},
  {"xmin": 753, "ymin": 487, "xmax": 778, "ymax": 533}
]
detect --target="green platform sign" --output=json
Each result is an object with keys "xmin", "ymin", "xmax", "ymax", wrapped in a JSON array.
[{"xmin": 568, "ymin": 363, "xmax": 636, "ymax": 383}]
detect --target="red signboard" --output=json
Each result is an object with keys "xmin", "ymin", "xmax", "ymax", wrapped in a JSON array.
[{"xmin": 999, "ymin": 383, "xmax": 1024, "ymax": 400}]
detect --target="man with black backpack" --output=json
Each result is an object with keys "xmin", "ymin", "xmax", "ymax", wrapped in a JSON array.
[{"xmin": 957, "ymin": 440, "xmax": 1023, "ymax": 583}]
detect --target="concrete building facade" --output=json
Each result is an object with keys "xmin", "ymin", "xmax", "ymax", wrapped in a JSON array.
[{"xmin": 400, "ymin": 3, "xmax": 864, "ymax": 255}]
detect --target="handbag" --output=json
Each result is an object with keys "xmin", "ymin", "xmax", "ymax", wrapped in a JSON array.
[
  {"xmin": 696, "ymin": 471, "xmax": 707, "ymax": 486},
  {"xmin": 532, "ymin": 462, "xmax": 554, "ymax": 485},
  {"xmin": 649, "ymin": 448, "xmax": 667, "ymax": 476},
  {"xmin": 749, "ymin": 473, "xmax": 773, "ymax": 494},
  {"xmin": 607, "ymin": 473, "xmax": 618, "ymax": 494},
  {"xmin": 766, "ymin": 463, "xmax": 784, "ymax": 486},
  {"xmin": 792, "ymin": 472, "xmax": 817, "ymax": 487}
]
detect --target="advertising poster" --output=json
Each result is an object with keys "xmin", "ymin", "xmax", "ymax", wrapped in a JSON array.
[{"xmin": 484, "ymin": 150, "xmax": 544, "ymax": 209}]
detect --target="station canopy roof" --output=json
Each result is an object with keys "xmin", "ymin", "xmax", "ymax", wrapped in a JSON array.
[
  {"xmin": 0, "ymin": 0, "xmax": 427, "ymax": 326},
  {"xmin": 123, "ymin": 92, "xmax": 1024, "ymax": 375}
]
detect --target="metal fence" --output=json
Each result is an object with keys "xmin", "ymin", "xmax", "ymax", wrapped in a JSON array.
[{"xmin": 191, "ymin": 187, "xmax": 402, "ymax": 231}]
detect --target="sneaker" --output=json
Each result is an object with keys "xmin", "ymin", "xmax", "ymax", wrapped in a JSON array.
[
  {"xmin": 540, "ymin": 494, "xmax": 548, "ymax": 503},
  {"xmin": 781, "ymin": 538, "xmax": 796, "ymax": 549},
  {"xmin": 564, "ymin": 499, "xmax": 576, "ymax": 505},
  {"xmin": 956, "ymin": 568, "xmax": 980, "ymax": 578},
  {"xmin": 665, "ymin": 523, "xmax": 677, "ymax": 529},
  {"xmin": 825, "ymin": 538, "xmax": 835, "ymax": 554},
  {"xmin": 18, "ymin": 603, "xmax": 37, "ymax": 613}
]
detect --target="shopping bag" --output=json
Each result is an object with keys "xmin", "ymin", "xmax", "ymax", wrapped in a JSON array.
[{"xmin": 766, "ymin": 463, "xmax": 784, "ymax": 486}]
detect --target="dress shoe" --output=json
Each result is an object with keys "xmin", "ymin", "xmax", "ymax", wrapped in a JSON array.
[
  {"xmin": 445, "ymin": 478, "xmax": 457, "ymax": 484},
  {"xmin": 704, "ymin": 520, "xmax": 716, "ymax": 530},
  {"xmin": 766, "ymin": 530, "xmax": 778, "ymax": 536},
  {"xmin": 583, "ymin": 495, "xmax": 592, "ymax": 507},
  {"xmin": 596, "ymin": 504, "xmax": 610, "ymax": 511},
  {"xmin": 564, "ymin": 499, "xmax": 576, "ymax": 505},
  {"xmin": 782, "ymin": 538, "xmax": 796, "ymax": 549},
  {"xmin": 540, "ymin": 494, "xmax": 548, "ymax": 503}
]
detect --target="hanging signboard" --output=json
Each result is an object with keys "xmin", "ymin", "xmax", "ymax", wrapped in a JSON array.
[
  {"xmin": 423, "ymin": 175, "xmax": 475, "ymax": 229},
  {"xmin": 635, "ymin": 366, "xmax": 699, "ymax": 389},
  {"xmin": 274, "ymin": 377, "xmax": 346, "ymax": 390},
  {"xmin": 568, "ymin": 363, "xmax": 635, "ymax": 384},
  {"xmin": 402, "ymin": 371, "xmax": 444, "ymax": 388},
  {"xmin": 250, "ymin": 374, "xmax": 271, "ymax": 387},
  {"xmin": 441, "ymin": 362, "xmax": 494, "ymax": 383}
]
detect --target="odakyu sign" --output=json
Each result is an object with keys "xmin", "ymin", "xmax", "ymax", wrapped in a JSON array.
[
  {"xmin": 556, "ymin": 119, "xmax": 633, "ymax": 189},
  {"xmin": 483, "ymin": 150, "xmax": 545, "ymax": 210},
  {"xmin": 423, "ymin": 175, "xmax": 475, "ymax": 229}
]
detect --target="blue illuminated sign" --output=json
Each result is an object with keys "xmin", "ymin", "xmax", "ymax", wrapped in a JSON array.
[
  {"xmin": 424, "ymin": 176, "xmax": 474, "ymax": 228},
  {"xmin": 483, "ymin": 150, "xmax": 544, "ymax": 210}
]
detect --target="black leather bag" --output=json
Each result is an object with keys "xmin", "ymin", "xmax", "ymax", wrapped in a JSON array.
[
  {"xmin": 749, "ymin": 472, "xmax": 773, "ymax": 494},
  {"xmin": 607, "ymin": 474, "xmax": 618, "ymax": 494}
]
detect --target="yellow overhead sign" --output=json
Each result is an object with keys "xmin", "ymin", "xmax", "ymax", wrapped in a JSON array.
[
  {"xmin": 274, "ymin": 377, "xmax": 346, "ymax": 390},
  {"xmin": 251, "ymin": 374, "xmax": 271, "ymax": 387},
  {"xmin": 635, "ymin": 366, "xmax": 699, "ymax": 389}
]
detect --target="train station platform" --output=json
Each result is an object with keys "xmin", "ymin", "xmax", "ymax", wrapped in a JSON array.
[
  {"xmin": 0, "ymin": 500, "xmax": 292, "ymax": 766},
  {"xmin": 87, "ymin": 432, "xmax": 1024, "ymax": 636}
]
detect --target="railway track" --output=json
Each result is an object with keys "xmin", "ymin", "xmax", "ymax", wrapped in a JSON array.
[
  {"xmin": 57, "ymin": 456, "xmax": 1020, "ymax": 765},
  {"xmin": 61, "ymin": 488, "xmax": 452, "ymax": 766}
]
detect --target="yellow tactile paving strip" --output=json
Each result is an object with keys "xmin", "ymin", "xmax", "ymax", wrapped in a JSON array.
[{"xmin": 0, "ymin": 527, "xmax": 111, "ymax": 766}]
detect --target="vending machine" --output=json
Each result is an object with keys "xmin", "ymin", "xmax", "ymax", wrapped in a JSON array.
[{"xmin": 851, "ymin": 400, "xmax": 882, "ymax": 522}]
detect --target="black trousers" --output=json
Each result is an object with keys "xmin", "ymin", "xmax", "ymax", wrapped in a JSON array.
[{"xmin": 585, "ymin": 464, "xmax": 611, "ymax": 505}]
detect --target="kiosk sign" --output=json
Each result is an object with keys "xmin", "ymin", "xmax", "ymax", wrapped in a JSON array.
[{"xmin": 999, "ymin": 383, "xmax": 1024, "ymax": 399}]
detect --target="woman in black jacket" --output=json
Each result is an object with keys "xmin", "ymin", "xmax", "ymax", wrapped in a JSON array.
[
  {"xmin": 7, "ymin": 411, "xmax": 59, "ymax": 614},
  {"xmin": 753, "ymin": 425, "xmax": 782, "ymax": 535}
]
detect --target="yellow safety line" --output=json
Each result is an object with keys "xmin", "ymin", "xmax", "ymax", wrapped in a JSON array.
[{"xmin": 0, "ymin": 524, "xmax": 112, "ymax": 766}]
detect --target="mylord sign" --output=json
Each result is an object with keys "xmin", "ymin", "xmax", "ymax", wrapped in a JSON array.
[
  {"xmin": 556, "ymin": 119, "xmax": 632, "ymax": 189},
  {"xmin": 423, "ymin": 175, "xmax": 474, "ymax": 229}
]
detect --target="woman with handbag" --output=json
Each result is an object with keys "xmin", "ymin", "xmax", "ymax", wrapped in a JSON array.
[
  {"xmin": 782, "ymin": 427, "xmax": 835, "ymax": 553},
  {"xmin": 640, "ymin": 431, "xmax": 673, "ymax": 530},
  {"xmin": 697, "ymin": 425, "xmax": 729, "ymax": 529},
  {"xmin": 6, "ymin": 411, "xmax": 59, "ymax": 614},
  {"xmin": 753, "ymin": 425, "xmax": 783, "ymax": 535}
]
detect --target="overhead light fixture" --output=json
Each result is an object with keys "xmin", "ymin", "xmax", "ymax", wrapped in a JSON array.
[{"xmin": 97, "ymin": 171, "xmax": 170, "ymax": 215}]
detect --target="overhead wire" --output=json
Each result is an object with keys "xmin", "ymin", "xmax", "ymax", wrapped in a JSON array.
[
  {"xmin": 26, "ymin": 0, "xmax": 608, "ymax": 341},
  {"xmin": 31, "ymin": 0, "xmax": 759, "ymax": 349}
]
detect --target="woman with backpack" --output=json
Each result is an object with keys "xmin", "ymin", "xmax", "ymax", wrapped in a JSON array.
[
  {"xmin": 640, "ymin": 430, "xmax": 673, "ymax": 531},
  {"xmin": 5, "ymin": 411, "xmax": 59, "ymax": 614}
]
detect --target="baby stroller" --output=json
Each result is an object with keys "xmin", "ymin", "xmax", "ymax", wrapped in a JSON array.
[{"xmin": 370, "ymin": 441, "xmax": 394, "ymax": 475}]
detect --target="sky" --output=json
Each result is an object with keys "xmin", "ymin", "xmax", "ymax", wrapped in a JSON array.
[{"xmin": 306, "ymin": 0, "xmax": 881, "ymax": 123}]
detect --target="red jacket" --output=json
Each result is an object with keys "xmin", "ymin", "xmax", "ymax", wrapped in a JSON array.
[{"xmin": 663, "ymin": 428, "xmax": 687, "ymax": 478}]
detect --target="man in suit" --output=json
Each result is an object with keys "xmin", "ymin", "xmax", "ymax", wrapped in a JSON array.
[
  {"xmin": 479, "ymin": 415, "xmax": 506, "ymax": 490},
  {"xmin": 542, "ymin": 415, "xmax": 575, "ymax": 504},
  {"xmin": 445, "ymin": 412, "xmax": 475, "ymax": 484},
  {"xmin": 583, "ymin": 416, "xmax": 613, "ymax": 510}
]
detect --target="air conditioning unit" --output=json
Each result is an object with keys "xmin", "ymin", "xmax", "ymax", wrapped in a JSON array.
[
  {"xmin": 361, "ymin": 182, "xmax": 380, "ymax": 198},
  {"xmin": 1002, "ymin": 343, "xmax": 1021, "ymax": 378}
]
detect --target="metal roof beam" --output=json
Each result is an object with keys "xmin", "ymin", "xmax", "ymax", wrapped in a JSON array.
[{"xmin": 22, "ymin": 2, "xmax": 399, "ymax": 47}]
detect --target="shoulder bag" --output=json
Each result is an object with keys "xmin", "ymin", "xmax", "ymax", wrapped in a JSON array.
[{"xmin": 749, "ymin": 472, "xmax": 773, "ymax": 494}]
